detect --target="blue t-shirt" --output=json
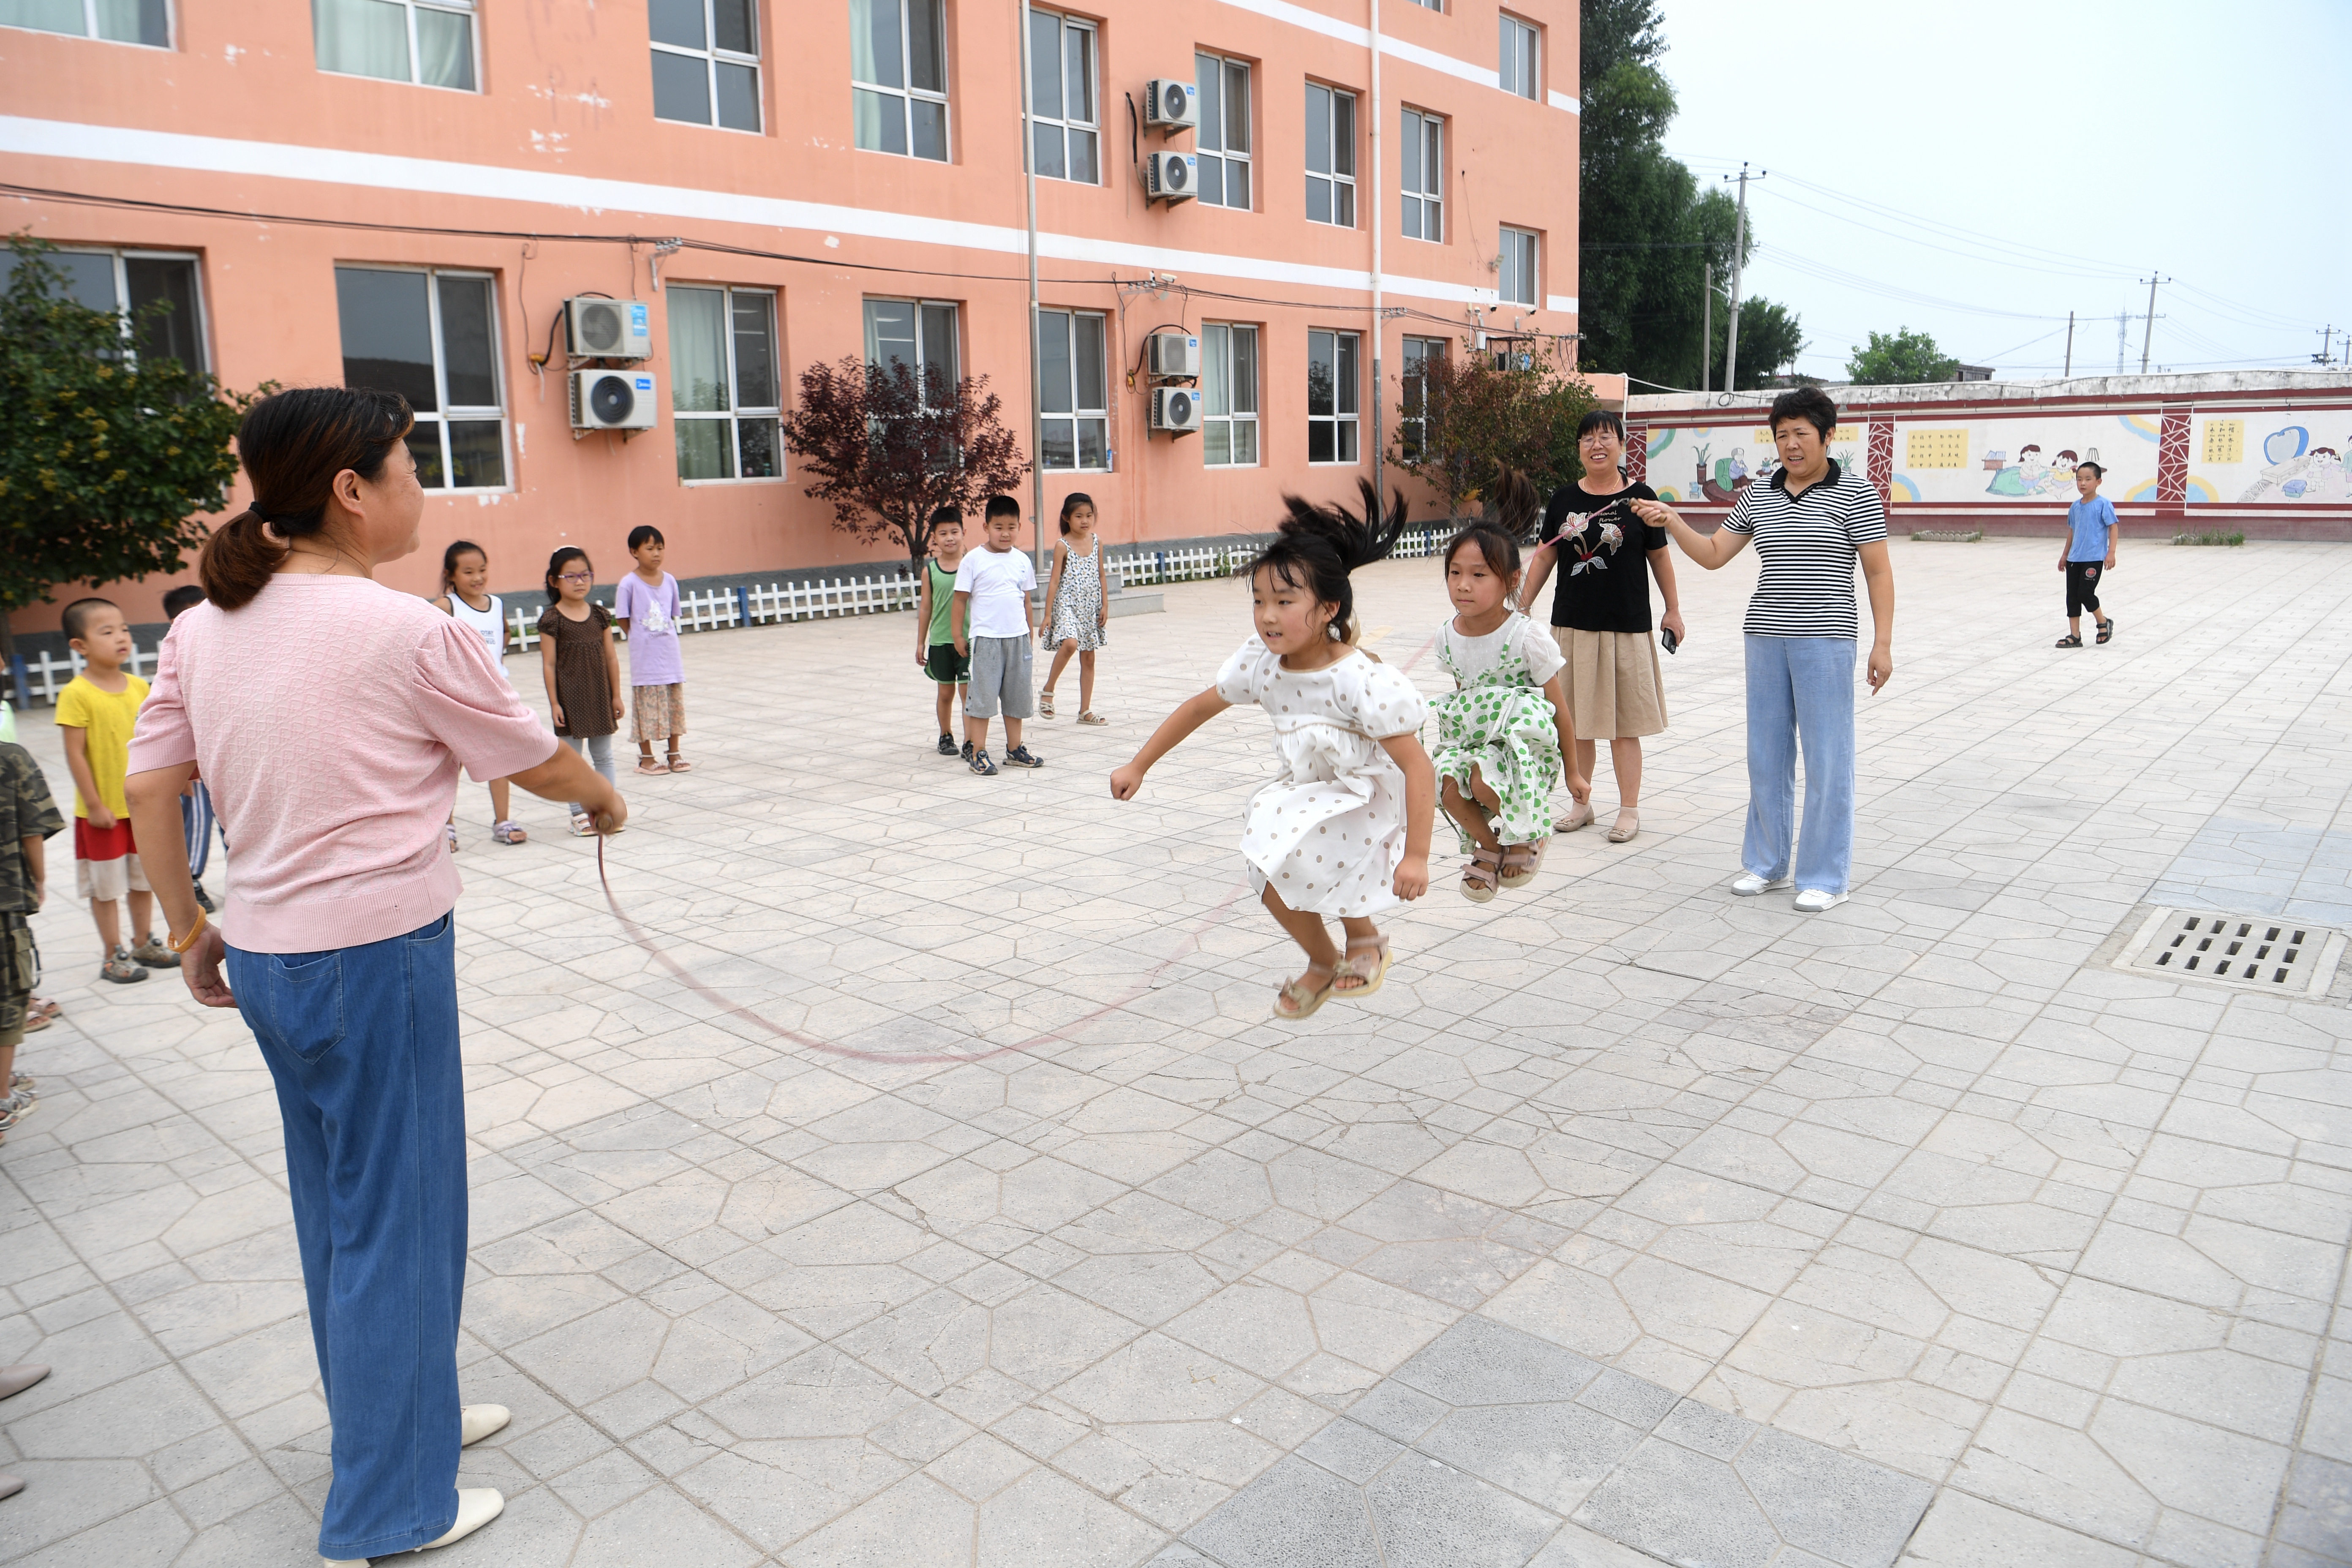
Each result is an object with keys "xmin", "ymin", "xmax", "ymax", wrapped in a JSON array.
[{"xmin": 2067, "ymin": 497, "xmax": 2117, "ymax": 561}]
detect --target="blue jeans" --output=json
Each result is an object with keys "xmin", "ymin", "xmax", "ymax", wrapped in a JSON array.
[
  {"xmin": 228, "ymin": 914, "xmax": 467, "ymax": 1559},
  {"xmin": 1743, "ymin": 635, "xmax": 1857, "ymax": 895}
]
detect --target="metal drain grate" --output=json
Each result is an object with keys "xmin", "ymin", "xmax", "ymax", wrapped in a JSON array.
[{"xmin": 2117, "ymin": 908, "xmax": 2348, "ymax": 996}]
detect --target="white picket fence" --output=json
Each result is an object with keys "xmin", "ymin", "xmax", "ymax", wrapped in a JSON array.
[{"xmin": 8, "ymin": 528, "xmax": 1466, "ymax": 706}]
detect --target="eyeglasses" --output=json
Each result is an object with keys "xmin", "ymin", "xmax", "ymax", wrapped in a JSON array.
[{"xmin": 557, "ymin": 572, "xmax": 592, "ymax": 583}]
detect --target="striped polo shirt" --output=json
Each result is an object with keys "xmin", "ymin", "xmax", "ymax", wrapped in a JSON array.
[{"xmin": 1721, "ymin": 459, "xmax": 1889, "ymax": 638}]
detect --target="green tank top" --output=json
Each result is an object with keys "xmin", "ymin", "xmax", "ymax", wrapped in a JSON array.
[{"xmin": 926, "ymin": 558, "xmax": 958, "ymax": 645}]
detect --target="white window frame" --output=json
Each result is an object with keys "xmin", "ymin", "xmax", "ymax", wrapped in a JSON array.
[
  {"xmin": 1400, "ymin": 107, "xmax": 1443, "ymax": 243},
  {"xmin": 1195, "ymin": 52, "xmax": 1253, "ymax": 212},
  {"xmin": 1499, "ymin": 13, "xmax": 1538, "ymax": 101},
  {"xmin": 1307, "ymin": 328, "xmax": 1360, "ymax": 466},
  {"xmin": 1026, "ymin": 10, "xmax": 1098, "ymax": 185},
  {"xmin": 1201, "ymin": 322, "xmax": 1259, "ymax": 468},
  {"xmin": 1037, "ymin": 308, "xmax": 1110, "ymax": 472},
  {"xmin": 1399, "ymin": 334, "xmax": 1445, "ymax": 459},
  {"xmin": 313, "ymin": 0, "xmax": 478, "ymax": 92},
  {"xmin": 863, "ymin": 296, "xmax": 961, "ymax": 407},
  {"xmin": 334, "ymin": 264, "xmax": 511, "ymax": 493},
  {"xmin": 2, "ymin": 0, "xmax": 171, "ymax": 47},
  {"xmin": 1498, "ymin": 227, "xmax": 1539, "ymax": 307},
  {"xmin": 26, "ymin": 246, "xmax": 211, "ymax": 372},
  {"xmin": 651, "ymin": 0, "xmax": 762, "ymax": 132},
  {"xmin": 1304, "ymin": 82, "xmax": 1356, "ymax": 229},
  {"xmin": 852, "ymin": 0, "xmax": 950, "ymax": 161},
  {"xmin": 668, "ymin": 284, "xmax": 783, "ymax": 485}
]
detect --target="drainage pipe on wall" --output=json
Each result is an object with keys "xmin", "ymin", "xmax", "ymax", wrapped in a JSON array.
[
  {"xmin": 1369, "ymin": 0, "xmax": 1383, "ymax": 493},
  {"xmin": 1019, "ymin": 0, "xmax": 1046, "ymax": 573}
]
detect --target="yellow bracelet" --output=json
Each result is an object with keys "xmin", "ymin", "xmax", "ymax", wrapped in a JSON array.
[{"xmin": 167, "ymin": 906, "xmax": 209, "ymax": 954}]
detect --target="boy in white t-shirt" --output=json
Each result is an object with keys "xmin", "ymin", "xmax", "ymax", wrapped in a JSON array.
[{"xmin": 952, "ymin": 496, "xmax": 1044, "ymax": 776}]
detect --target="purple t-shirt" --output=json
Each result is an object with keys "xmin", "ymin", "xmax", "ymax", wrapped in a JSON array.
[{"xmin": 612, "ymin": 571, "xmax": 685, "ymax": 687}]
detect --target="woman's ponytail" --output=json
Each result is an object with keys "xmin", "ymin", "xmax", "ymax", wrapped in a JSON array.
[{"xmin": 199, "ymin": 387, "xmax": 413, "ymax": 610}]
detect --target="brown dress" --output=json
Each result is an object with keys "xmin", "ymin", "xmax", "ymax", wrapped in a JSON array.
[{"xmin": 537, "ymin": 603, "xmax": 616, "ymax": 738}]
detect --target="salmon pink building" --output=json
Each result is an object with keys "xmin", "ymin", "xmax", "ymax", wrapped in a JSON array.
[{"xmin": 0, "ymin": 0, "xmax": 1601, "ymax": 637}]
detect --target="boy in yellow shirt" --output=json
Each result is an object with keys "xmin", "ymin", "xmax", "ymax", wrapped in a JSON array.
[{"xmin": 54, "ymin": 599, "xmax": 179, "ymax": 984}]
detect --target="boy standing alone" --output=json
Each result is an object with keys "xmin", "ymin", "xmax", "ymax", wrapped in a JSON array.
[
  {"xmin": 54, "ymin": 599, "xmax": 179, "ymax": 983},
  {"xmin": 952, "ymin": 496, "xmax": 1046, "ymax": 776},
  {"xmin": 916, "ymin": 506, "xmax": 972, "ymax": 759},
  {"xmin": 2057, "ymin": 460, "xmax": 2118, "ymax": 648}
]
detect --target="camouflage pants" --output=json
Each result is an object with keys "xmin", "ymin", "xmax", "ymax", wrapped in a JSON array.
[{"xmin": 0, "ymin": 922, "xmax": 36, "ymax": 1049}]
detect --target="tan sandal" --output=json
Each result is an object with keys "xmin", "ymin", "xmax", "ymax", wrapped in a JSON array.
[
  {"xmin": 1334, "ymin": 935, "xmax": 1394, "ymax": 999},
  {"xmin": 1461, "ymin": 844, "xmax": 1502, "ymax": 903},
  {"xmin": 1038, "ymin": 690, "xmax": 1057, "ymax": 718},
  {"xmin": 1555, "ymin": 799, "xmax": 1595, "ymax": 833},
  {"xmin": 1607, "ymin": 809, "xmax": 1639, "ymax": 844},
  {"xmin": 1499, "ymin": 838, "xmax": 1547, "ymax": 888},
  {"xmin": 1274, "ymin": 962, "xmax": 1338, "ymax": 1020},
  {"xmin": 1076, "ymin": 711, "xmax": 1108, "ymax": 726}
]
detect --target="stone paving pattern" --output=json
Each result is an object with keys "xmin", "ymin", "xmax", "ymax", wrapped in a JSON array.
[{"xmin": 5, "ymin": 539, "xmax": 2352, "ymax": 1567}]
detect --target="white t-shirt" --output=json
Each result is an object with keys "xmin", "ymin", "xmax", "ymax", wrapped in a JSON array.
[{"xmin": 953, "ymin": 546, "xmax": 1037, "ymax": 639}]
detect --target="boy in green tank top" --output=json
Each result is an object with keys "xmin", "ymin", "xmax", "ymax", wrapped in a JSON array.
[{"xmin": 916, "ymin": 507, "xmax": 973, "ymax": 757}]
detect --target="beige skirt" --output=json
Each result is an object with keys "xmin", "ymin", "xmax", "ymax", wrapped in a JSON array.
[{"xmin": 1551, "ymin": 628, "xmax": 1668, "ymax": 739}]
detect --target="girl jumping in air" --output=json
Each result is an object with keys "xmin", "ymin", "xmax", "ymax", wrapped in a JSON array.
[
  {"xmin": 1111, "ymin": 482, "xmax": 1435, "ymax": 1020},
  {"xmin": 1040, "ymin": 492, "xmax": 1111, "ymax": 723},
  {"xmin": 432, "ymin": 541, "xmax": 527, "ymax": 847},
  {"xmin": 538, "ymin": 547, "xmax": 623, "ymax": 837},
  {"xmin": 1431, "ymin": 474, "xmax": 1589, "ymax": 901}
]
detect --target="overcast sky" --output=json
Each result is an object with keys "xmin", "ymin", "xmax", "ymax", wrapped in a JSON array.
[{"xmin": 1651, "ymin": 0, "xmax": 2349, "ymax": 383}]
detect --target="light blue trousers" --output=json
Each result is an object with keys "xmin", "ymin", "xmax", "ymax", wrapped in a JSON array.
[
  {"xmin": 228, "ymin": 914, "xmax": 468, "ymax": 1559},
  {"xmin": 1743, "ymin": 634, "xmax": 1857, "ymax": 896}
]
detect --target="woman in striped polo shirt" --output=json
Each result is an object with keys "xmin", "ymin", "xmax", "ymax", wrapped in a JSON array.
[{"xmin": 1632, "ymin": 387, "xmax": 1896, "ymax": 912}]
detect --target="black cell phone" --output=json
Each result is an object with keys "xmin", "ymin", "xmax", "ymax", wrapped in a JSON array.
[{"xmin": 1661, "ymin": 627, "xmax": 1679, "ymax": 654}]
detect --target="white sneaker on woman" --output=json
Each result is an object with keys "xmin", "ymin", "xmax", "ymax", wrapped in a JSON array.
[
  {"xmin": 1730, "ymin": 872, "xmax": 1791, "ymax": 896},
  {"xmin": 461, "ymin": 1404, "xmax": 510, "ymax": 1446},
  {"xmin": 321, "ymin": 1487, "xmax": 504, "ymax": 1566},
  {"xmin": 1793, "ymin": 889, "xmax": 1848, "ymax": 913}
]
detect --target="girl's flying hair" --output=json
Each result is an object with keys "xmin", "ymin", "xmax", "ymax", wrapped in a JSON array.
[
  {"xmin": 1255, "ymin": 479, "xmax": 1411, "ymax": 644},
  {"xmin": 545, "ymin": 546, "xmax": 593, "ymax": 600},
  {"xmin": 441, "ymin": 539, "xmax": 485, "ymax": 593},
  {"xmin": 1444, "ymin": 468, "xmax": 1541, "ymax": 580}
]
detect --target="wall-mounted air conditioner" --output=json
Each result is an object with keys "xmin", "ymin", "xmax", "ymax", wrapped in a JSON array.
[
  {"xmin": 565, "ymin": 297, "xmax": 652, "ymax": 359},
  {"xmin": 570, "ymin": 369, "xmax": 658, "ymax": 431},
  {"xmin": 1144, "ymin": 79, "xmax": 1198, "ymax": 131},
  {"xmin": 1148, "ymin": 332, "xmax": 1201, "ymax": 378},
  {"xmin": 1150, "ymin": 385, "xmax": 1202, "ymax": 435},
  {"xmin": 1144, "ymin": 152, "xmax": 1197, "ymax": 204}
]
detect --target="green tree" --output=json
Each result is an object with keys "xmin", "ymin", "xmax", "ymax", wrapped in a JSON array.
[
  {"xmin": 1389, "ymin": 347, "xmax": 1598, "ymax": 518},
  {"xmin": 1846, "ymin": 327, "xmax": 1959, "ymax": 386},
  {"xmin": 0, "ymin": 235, "xmax": 253, "ymax": 687},
  {"xmin": 1728, "ymin": 298, "xmax": 1806, "ymax": 389}
]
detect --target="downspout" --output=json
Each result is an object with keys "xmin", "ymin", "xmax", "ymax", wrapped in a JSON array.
[
  {"xmin": 1020, "ymin": 0, "xmax": 1045, "ymax": 573},
  {"xmin": 1369, "ymin": 0, "xmax": 1383, "ymax": 500}
]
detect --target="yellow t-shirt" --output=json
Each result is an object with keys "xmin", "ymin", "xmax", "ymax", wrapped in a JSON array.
[{"xmin": 54, "ymin": 673, "xmax": 150, "ymax": 819}]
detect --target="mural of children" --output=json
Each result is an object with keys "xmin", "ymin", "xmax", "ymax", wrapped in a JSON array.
[{"xmin": 1986, "ymin": 442, "xmax": 2070, "ymax": 498}]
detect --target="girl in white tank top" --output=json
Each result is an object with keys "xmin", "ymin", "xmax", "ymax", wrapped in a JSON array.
[{"xmin": 433, "ymin": 541, "xmax": 527, "ymax": 847}]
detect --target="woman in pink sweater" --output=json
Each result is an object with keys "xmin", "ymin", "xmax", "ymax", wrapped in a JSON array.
[{"xmin": 125, "ymin": 388, "xmax": 625, "ymax": 1567}]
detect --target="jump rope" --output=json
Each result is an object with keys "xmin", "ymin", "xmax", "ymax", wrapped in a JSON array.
[{"xmin": 590, "ymin": 631, "xmax": 1440, "ymax": 1066}]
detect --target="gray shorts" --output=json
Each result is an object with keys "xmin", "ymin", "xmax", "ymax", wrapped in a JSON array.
[{"xmin": 966, "ymin": 634, "xmax": 1035, "ymax": 719}]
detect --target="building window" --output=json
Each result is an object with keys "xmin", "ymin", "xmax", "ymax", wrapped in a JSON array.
[
  {"xmin": 1400, "ymin": 109, "xmax": 1443, "ymax": 242},
  {"xmin": 1498, "ymin": 13, "xmax": 1538, "ymax": 100},
  {"xmin": 1497, "ymin": 226, "xmax": 1538, "ymax": 307},
  {"xmin": 669, "ymin": 285, "xmax": 780, "ymax": 482},
  {"xmin": 2, "ymin": 0, "xmax": 169, "ymax": 46},
  {"xmin": 1201, "ymin": 322, "xmax": 1258, "ymax": 467},
  {"xmin": 1404, "ymin": 0, "xmax": 1441, "ymax": 8},
  {"xmin": 1307, "ymin": 329, "xmax": 1359, "ymax": 465},
  {"xmin": 651, "ymin": 0, "xmax": 760, "ymax": 131},
  {"xmin": 1399, "ymin": 335, "xmax": 1444, "ymax": 459},
  {"xmin": 1304, "ymin": 82, "xmax": 1356, "ymax": 228},
  {"xmin": 1195, "ymin": 52, "xmax": 1252, "ymax": 210},
  {"xmin": 851, "ymin": 0, "xmax": 947, "ymax": 161},
  {"xmin": 1026, "ymin": 11, "xmax": 1097, "ymax": 184},
  {"xmin": 314, "ymin": 0, "xmax": 475, "ymax": 90},
  {"xmin": 334, "ymin": 265, "xmax": 507, "ymax": 490},
  {"xmin": 863, "ymin": 297, "xmax": 959, "ymax": 404},
  {"xmin": 1037, "ymin": 308, "xmax": 1108, "ymax": 471},
  {"xmin": 0, "ymin": 247, "xmax": 208, "ymax": 369}
]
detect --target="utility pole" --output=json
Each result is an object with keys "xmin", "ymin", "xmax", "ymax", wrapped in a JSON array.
[
  {"xmin": 1721, "ymin": 165, "xmax": 1762, "ymax": 395},
  {"xmin": 2063, "ymin": 310, "xmax": 2074, "ymax": 378},
  {"xmin": 1699, "ymin": 262, "xmax": 1712, "ymax": 393},
  {"xmin": 1019, "ymin": 0, "xmax": 1045, "ymax": 574},
  {"xmin": 2138, "ymin": 274, "xmax": 2170, "ymax": 376},
  {"xmin": 2115, "ymin": 312, "xmax": 2128, "ymax": 376},
  {"xmin": 2317, "ymin": 325, "xmax": 2340, "ymax": 367}
]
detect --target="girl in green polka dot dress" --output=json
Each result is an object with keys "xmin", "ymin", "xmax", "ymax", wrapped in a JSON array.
[{"xmin": 1432, "ymin": 479, "xmax": 1588, "ymax": 902}]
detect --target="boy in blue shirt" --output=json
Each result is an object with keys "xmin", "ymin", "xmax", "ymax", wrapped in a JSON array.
[{"xmin": 2056, "ymin": 461, "xmax": 2117, "ymax": 647}]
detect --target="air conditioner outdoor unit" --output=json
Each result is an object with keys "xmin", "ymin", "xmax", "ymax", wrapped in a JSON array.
[
  {"xmin": 565, "ymin": 297, "xmax": 652, "ymax": 359},
  {"xmin": 1144, "ymin": 78, "xmax": 1198, "ymax": 131},
  {"xmin": 1148, "ymin": 332, "xmax": 1201, "ymax": 378},
  {"xmin": 570, "ymin": 369, "xmax": 658, "ymax": 431},
  {"xmin": 1150, "ymin": 384, "xmax": 1202, "ymax": 435},
  {"xmin": 1145, "ymin": 152, "xmax": 1197, "ymax": 204}
]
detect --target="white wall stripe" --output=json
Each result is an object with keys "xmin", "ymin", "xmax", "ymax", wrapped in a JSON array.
[
  {"xmin": 1214, "ymin": 0, "xmax": 1576, "ymax": 113},
  {"xmin": 0, "ymin": 115, "xmax": 1568, "ymax": 314}
]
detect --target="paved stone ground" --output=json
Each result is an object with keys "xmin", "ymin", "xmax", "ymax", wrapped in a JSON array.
[{"xmin": 5, "ymin": 538, "xmax": 2352, "ymax": 1568}]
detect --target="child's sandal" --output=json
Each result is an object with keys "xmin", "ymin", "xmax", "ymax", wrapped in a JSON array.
[
  {"xmin": 569, "ymin": 811, "xmax": 594, "ymax": 837},
  {"xmin": 2096, "ymin": 618, "xmax": 2115, "ymax": 645},
  {"xmin": 1274, "ymin": 962, "xmax": 1338, "ymax": 1020},
  {"xmin": 636, "ymin": 757, "xmax": 670, "ymax": 776},
  {"xmin": 1461, "ymin": 845, "xmax": 1503, "ymax": 903},
  {"xmin": 2055, "ymin": 634, "xmax": 2083, "ymax": 648},
  {"xmin": 1334, "ymin": 935, "xmax": 1394, "ymax": 999},
  {"xmin": 493, "ymin": 820, "xmax": 527, "ymax": 845},
  {"xmin": 1038, "ymin": 690, "xmax": 1057, "ymax": 718},
  {"xmin": 1076, "ymin": 712, "xmax": 1108, "ymax": 726},
  {"xmin": 445, "ymin": 822, "xmax": 460, "ymax": 852},
  {"xmin": 666, "ymin": 754, "xmax": 693, "ymax": 773},
  {"xmin": 1499, "ymin": 839, "xmax": 1547, "ymax": 888}
]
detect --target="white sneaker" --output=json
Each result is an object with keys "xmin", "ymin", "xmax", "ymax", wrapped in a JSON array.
[
  {"xmin": 1793, "ymin": 888, "xmax": 1848, "ymax": 913},
  {"xmin": 324, "ymin": 1488, "xmax": 505, "ymax": 1564},
  {"xmin": 1730, "ymin": 872, "xmax": 1792, "ymax": 896},
  {"xmin": 461, "ymin": 1404, "xmax": 511, "ymax": 1447}
]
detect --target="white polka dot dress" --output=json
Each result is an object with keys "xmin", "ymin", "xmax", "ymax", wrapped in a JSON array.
[{"xmin": 1215, "ymin": 635, "xmax": 1429, "ymax": 918}]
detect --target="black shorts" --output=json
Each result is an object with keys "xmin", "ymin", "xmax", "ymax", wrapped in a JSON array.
[
  {"xmin": 2066, "ymin": 561, "xmax": 2104, "ymax": 618},
  {"xmin": 926, "ymin": 642, "xmax": 971, "ymax": 685}
]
